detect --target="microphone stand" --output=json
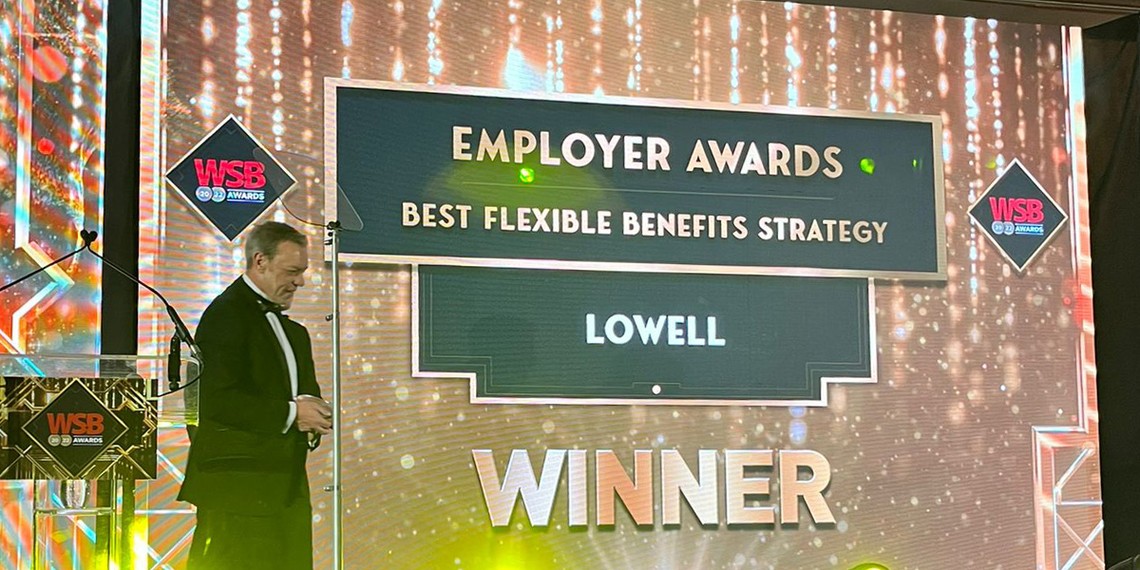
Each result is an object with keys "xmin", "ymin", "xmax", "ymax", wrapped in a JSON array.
[
  {"xmin": 0, "ymin": 229, "xmax": 97, "ymax": 295},
  {"xmin": 325, "ymin": 220, "xmax": 344, "ymax": 570},
  {"xmin": 0, "ymin": 230, "xmax": 202, "ymax": 394},
  {"xmin": 323, "ymin": 188, "xmax": 360, "ymax": 570},
  {"xmin": 82, "ymin": 231, "xmax": 204, "ymax": 395},
  {"xmin": 97, "ymin": 261, "xmax": 202, "ymax": 394},
  {"xmin": 255, "ymin": 146, "xmax": 360, "ymax": 570}
]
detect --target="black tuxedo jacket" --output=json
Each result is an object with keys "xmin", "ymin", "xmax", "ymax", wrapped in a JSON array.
[{"xmin": 178, "ymin": 277, "xmax": 321, "ymax": 515}]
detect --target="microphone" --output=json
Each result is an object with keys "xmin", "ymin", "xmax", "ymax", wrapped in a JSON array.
[
  {"xmin": 0, "ymin": 230, "xmax": 96, "ymax": 294},
  {"xmin": 0, "ymin": 228, "xmax": 201, "ymax": 393},
  {"xmin": 82, "ymin": 234, "xmax": 204, "ymax": 392},
  {"xmin": 85, "ymin": 242, "xmax": 200, "ymax": 358},
  {"xmin": 169, "ymin": 335, "xmax": 183, "ymax": 392}
]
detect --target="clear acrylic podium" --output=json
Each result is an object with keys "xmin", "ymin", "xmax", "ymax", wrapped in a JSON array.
[{"xmin": 0, "ymin": 353, "xmax": 198, "ymax": 569}]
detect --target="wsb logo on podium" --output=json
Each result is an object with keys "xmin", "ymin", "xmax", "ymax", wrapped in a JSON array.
[
  {"xmin": 21, "ymin": 381, "xmax": 129, "ymax": 476},
  {"xmin": 44, "ymin": 410, "xmax": 105, "ymax": 448}
]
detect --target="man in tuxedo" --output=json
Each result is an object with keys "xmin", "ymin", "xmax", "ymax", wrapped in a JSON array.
[{"xmin": 180, "ymin": 221, "xmax": 331, "ymax": 569}]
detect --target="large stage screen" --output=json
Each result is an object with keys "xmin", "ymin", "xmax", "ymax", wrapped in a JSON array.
[
  {"xmin": 1, "ymin": 1, "xmax": 107, "ymax": 566},
  {"xmin": 138, "ymin": 1, "xmax": 1101, "ymax": 568}
]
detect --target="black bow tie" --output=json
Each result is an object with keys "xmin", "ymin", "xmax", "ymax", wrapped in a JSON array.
[{"xmin": 255, "ymin": 296, "xmax": 286, "ymax": 317}]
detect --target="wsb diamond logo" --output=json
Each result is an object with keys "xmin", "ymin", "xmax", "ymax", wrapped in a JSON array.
[
  {"xmin": 21, "ymin": 381, "xmax": 128, "ymax": 478},
  {"xmin": 165, "ymin": 115, "xmax": 296, "ymax": 240},
  {"xmin": 968, "ymin": 159, "xmax": 1068, "ymax": 273}
]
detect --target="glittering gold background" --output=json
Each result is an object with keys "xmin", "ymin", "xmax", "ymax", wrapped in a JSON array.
[{"xmin": 138, "ymin": 1, "xmax": 1101, "ymax": 568}]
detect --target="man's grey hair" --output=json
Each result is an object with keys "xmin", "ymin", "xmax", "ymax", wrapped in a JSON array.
[{"xmin": 244, "ymin": 222, "xmax": 307, "ymax": 268}]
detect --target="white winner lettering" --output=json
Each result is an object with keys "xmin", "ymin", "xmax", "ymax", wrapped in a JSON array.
[{"xmin": 586, "ymin": 313, "xmax": 726, "ymax": 347}]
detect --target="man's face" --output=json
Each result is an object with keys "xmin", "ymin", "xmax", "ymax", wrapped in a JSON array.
[{"xmin": 248, "ymin": 241, "xmax": 308, "ymax": 309}]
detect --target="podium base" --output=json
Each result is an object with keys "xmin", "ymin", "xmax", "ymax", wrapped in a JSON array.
[{"xmin": 32, "ymin": 480, "xmax": 120, "ymax": 570}]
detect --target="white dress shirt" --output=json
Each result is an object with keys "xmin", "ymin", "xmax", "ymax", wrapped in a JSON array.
[{"xmin": 242, "ymin": 274, "xmax": 298, "ymax": 433}]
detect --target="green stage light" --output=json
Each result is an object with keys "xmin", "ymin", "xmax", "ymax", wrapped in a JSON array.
[
  {"xmin": 849, "ymin": 564, "xmax": 890, "ymax": 570},
  {"xmin": 519, "ymin": 167, "xmax": 535, "ymax": 184},
  {"xmin": 859, "ymin": 157, "xmax": 876, "ymax": 175}
]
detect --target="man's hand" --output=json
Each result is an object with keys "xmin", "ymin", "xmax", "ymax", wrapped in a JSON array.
[{"xmin": 295, "ymin": 395, "xmax": 332, "ymax": 435}]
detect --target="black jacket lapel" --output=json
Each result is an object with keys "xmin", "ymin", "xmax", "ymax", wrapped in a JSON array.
[{"xmin": 234, "ymin": 279, "xmax": 294, "ymax": 399}]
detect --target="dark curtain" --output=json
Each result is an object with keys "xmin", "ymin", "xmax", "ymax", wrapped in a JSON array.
[
  {"xmin": 1087, "ymin": 13, "xmax": 1140, "ymax": 563},
  {"xmin": 101, "ymin": 0, "xmax": 141, "ymax": 355},
  {"xmin": 102, "ymin": 1, "xmax": 142, "ymax": 566}
]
